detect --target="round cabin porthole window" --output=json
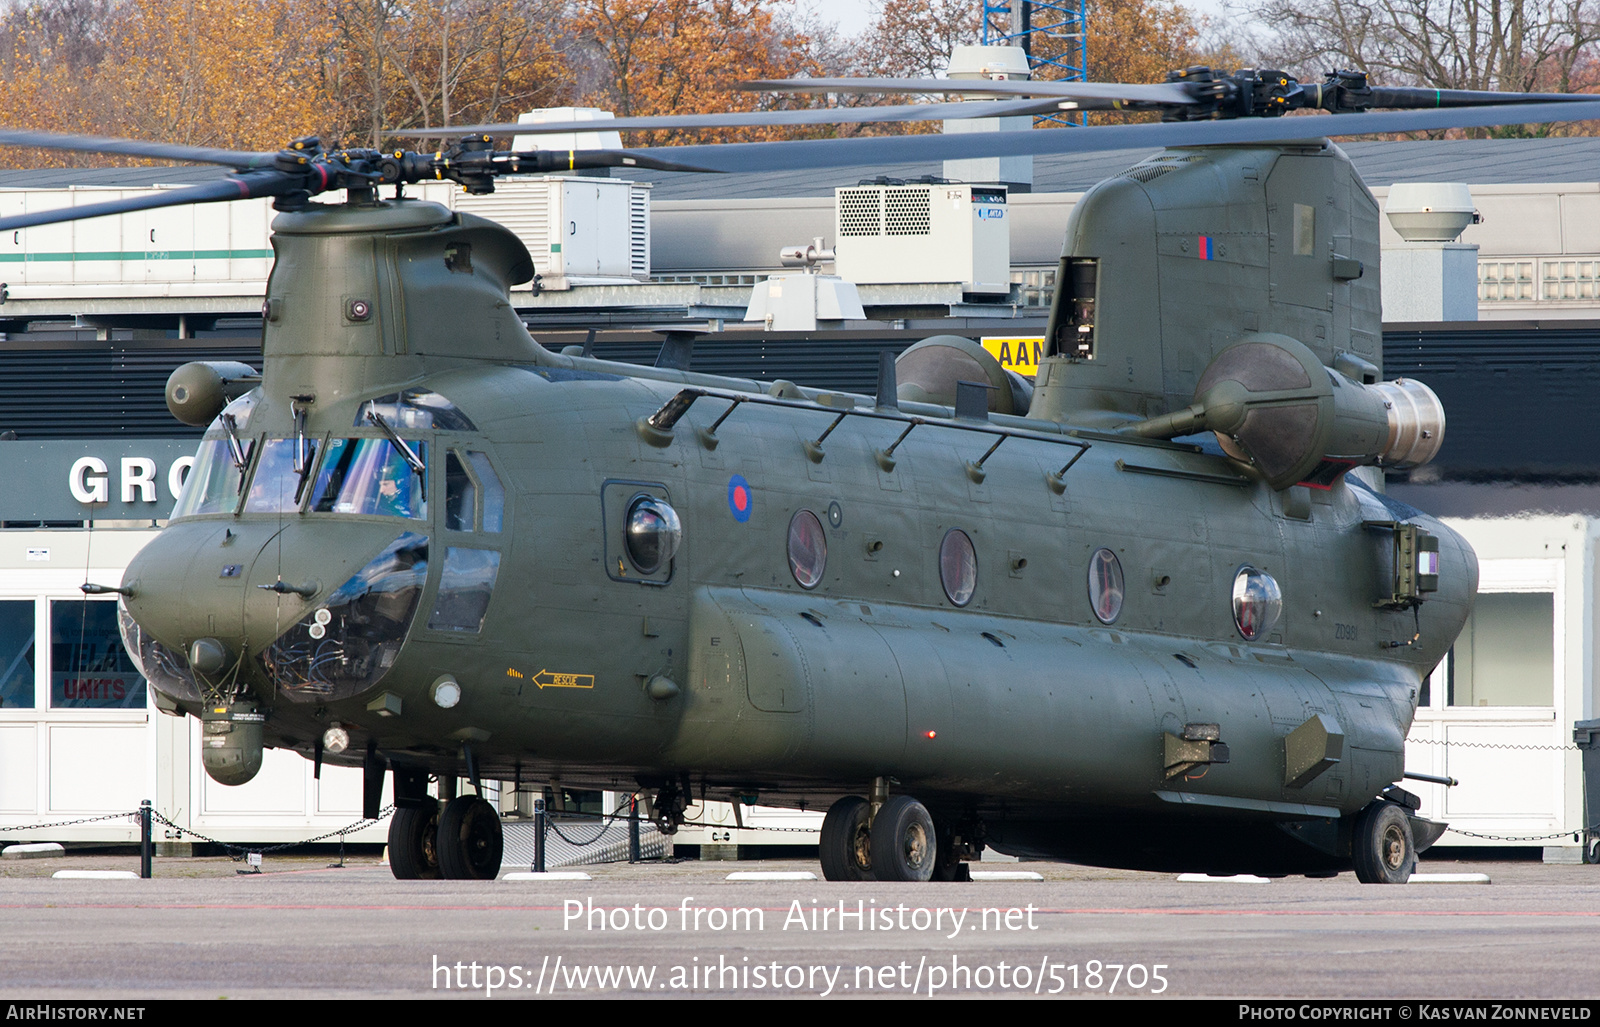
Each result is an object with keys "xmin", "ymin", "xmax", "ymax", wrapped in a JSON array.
[
  {"xmin": 788, "ymin": 510, "xmax": 827, "ymax": 589},
  {"xmin": 940, "ymin": 529, "xmax": 977, "ymax": 607},
  {"xmin": 624, "ymin": 494, "xmax": 681, "ymax": 575},
  {"xmin": 1088, "ymin": 548, "xmax": 1125, "ymax": 624},
  {"xmin": 1232, "ymin": 565, "xmax": 1283, "ymax": 641}
]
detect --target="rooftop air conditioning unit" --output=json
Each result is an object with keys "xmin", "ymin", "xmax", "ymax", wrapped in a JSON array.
[
  {"xmin": 832, "ymin": 182, "xmax": 1010, "ymax": 295},
  {"xmin": 452, "ymin": 176, "xmax": 651, "ymax": 290}
]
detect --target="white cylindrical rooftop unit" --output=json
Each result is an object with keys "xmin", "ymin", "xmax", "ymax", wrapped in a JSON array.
[
  {"xmin": 946, "ymin": 44, "xmax": 1032, "ymax": 82},
  {"xmin": 1386, "ymin": 183, "xmax": 1478, "ymax": 242}
]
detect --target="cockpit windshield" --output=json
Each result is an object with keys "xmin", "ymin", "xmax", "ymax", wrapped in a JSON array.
[
  {"xmin": 244, "ymin": 438, "xmax": 318, "ymax": 514},
  {"xmin": 311, "ymin": 438, "xmax": 428, "ymax": 519},
  {"xmin": 170, "ymin": 439, "xmax": 245, "ymax": 519}
]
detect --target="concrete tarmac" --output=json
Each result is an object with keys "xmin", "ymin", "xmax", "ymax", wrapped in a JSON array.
[{"xmin": 1, "ymin": 852, "xmax": 1597, "ymax": 999}]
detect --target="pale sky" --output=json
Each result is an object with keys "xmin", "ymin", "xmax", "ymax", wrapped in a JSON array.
[{"xmin": 801, "ymin": 0, "xmax": 1238, "ymax": 52}]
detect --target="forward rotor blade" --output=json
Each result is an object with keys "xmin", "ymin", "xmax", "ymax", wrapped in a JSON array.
[
  {"xmin": 504, "ymin": 149, "xmax": 724, "ymax": 174},
  {"xmin": 743, "ymin": 77, "xmax": 1196, "ymax": 106},
  {"xmin": 0, "ymin": 129, "xmax": 275, "ymax": 169},
  {"xmin": 642, "ymin": 99, "xmax": 1600, "ymax": 172},
  {"xmin": 0, "ymin": 170, "xmax": 302, "ymax": 231},
  {"xmin": 392, "ymin": 97, "xmax": 1084, "ymax": 139},
  {"xmin": 1367, "ymin": 86, "xmax": 1600, "ymax": 108}
]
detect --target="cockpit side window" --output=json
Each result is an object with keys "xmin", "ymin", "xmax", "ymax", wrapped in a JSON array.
[
  {"xmin": 427, "ymin": 547, "xmax": 501, "ymax": 633},
  {"xmin": 443, "ymin": 449, "xmax": 504, "ymax": 533},
  {"xmin": 470, "ymin": 452, "xmax": 503, "ymax": 532},
  {"xmin": 170, "ymin": 394, "xmax": 262, "ymax": 519},
  {"xmin": 445, "ymin": 451, "xmax": 476, "ymax": 532}
]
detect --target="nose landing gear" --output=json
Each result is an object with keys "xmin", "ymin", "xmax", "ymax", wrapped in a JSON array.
[
  {"xmin": 438, "ymin": 795, "xmax": 505, "ymax": 879},
  {"xmin": 387, "ymin": 793, "xmax": 505, "ymax": 880},
  {"xmin": 387, "ymin": 800, "xmax": 442, "ymax": 879}
]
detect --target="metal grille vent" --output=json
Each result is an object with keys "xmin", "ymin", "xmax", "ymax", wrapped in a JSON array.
[
  {"xmin": 0, "ymin": 345, "xmax": 260, "ymax": 438},
  {"xmin": 837, "ymin": 189, "xmax": 883, "ymax": 236},
  {"xmin": 884, "ymin": 188, "xmax": 931, "ymax": 235},
  {"xmin": 630, "ymin": 185, "xmax": 651, "ymax": 279},
  {"xmin": 1120, "ymin": 154, "xmax": 1206, "ymax": 182}
]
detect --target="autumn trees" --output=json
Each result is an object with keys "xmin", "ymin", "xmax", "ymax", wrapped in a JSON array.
[
  {"xmin": 14, "ymin": 0, "xmax": 1585, "ymax": 166},
  {"xmin": 1243, "ymin": 0, "xmax": 1600, "ymax": 95},
  {"xmin": 0, "ymin": 0, "xmax": 572, "ymax": 160}
]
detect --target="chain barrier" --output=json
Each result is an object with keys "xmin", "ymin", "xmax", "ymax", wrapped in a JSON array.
[
  {"xmin": 0, "ymin": 811, "xmax": 146, "ymax": 834},
  {"xmin": 536, "ymin": 804, "xmax": 820, "ymax": 839},
  {"xmin": 541, "ymin": 807, "xmax": 622, "ymax": 848},
  {"xmin": 1410, "ymin": 737, "xmax": 1580, "ymax": 752},
  {"xmin": 1407, "ymin": 736, "xmax": 1598, "ymax": 845},
  {"xmin": 1443, "ymin": 823, "xmax": 1600, "ymax": 844},
  {"xmin": 148, "ymin": 806, "xmax": 394, "ymax": 859},
  {"xmin": 8, "ymin": 799, "xmax": 1591, "ymax": 860}
]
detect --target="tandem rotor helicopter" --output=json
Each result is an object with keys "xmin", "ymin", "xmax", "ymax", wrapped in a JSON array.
[{"xmin": 8, "ymin": 62, "xmax": 1600, "ymax": 885}]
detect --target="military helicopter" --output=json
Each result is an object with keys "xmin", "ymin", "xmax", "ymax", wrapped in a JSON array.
[{"xmin": 8, "ymin": 67, "xmax": 1600, "ymax": 885}]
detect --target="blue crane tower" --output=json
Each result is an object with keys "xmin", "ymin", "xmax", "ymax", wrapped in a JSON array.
[{"xmin": 981, "ymin": 0, "xmax": 1088, "ymax": 124}]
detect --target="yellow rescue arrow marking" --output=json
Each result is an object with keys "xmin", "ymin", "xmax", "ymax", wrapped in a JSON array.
[{"xmin": 533, "ymin": 669, "xmax": 595, "ymax": 690}]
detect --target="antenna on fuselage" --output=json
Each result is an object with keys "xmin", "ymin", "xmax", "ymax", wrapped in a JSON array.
[{"xmin": 875, "ymin": 350, "xmax": 899, "ymax": 410}]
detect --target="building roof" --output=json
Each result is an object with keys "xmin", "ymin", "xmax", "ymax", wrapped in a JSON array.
[
  {"xmin": 3, "ymin": 137, "xmax": 1599, "ymax": 198},
  {"xmin": 634, "ymin": 138, "xmax": 1600, "ymax": 198}
]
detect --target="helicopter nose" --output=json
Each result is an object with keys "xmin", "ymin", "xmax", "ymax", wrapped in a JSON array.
[
  {"xmin": 122, "ymin": 520, "xmax": 284, "ymax": 652},
  {"xmin": 122, "ymin": 520, "xmax": 427, "ymax": 703}
]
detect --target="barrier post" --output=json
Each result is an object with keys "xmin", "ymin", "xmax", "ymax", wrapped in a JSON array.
[
  {"xmin": 628, "ymin": 794, "xmax": 641, "ymax": 863},
  {"xmin": 139, "ymin": 800, "xmax": 152, "ymax": 879},
  {"xmin": 533, "ymin": 797, "xmax": 546, "ymax": 873}
]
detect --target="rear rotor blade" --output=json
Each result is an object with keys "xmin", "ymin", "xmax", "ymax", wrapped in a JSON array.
[
  {"xmin": 641, "ymin": 99, "xmax": 1600, "ymax": 172},
  {"xmin": 0, "ymin": 129, "xmax": 276, "ymax": 169},
  {"xmin": 743, "ymin": 77, "xmax": 1196, "ymax": 106},
  {"xmin": 392, "ymin": 97, "xmax": 1085, "ymax": 139},
  {"xmin": 0, "ymin": 170, "xmax": 302, "ymax": 231}
]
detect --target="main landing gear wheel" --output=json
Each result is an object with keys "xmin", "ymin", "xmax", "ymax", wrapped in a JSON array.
[
  {"xmin": 870, "ymin": 795, "xmax": 937, "ymax": 882},
  {"xmin": 388, "ymin": 799, "xmax": 441, "ymax": 880},
  {"xmin": 1351, "ymin": 801, "xmax": 1416, "ymax": 884},
  {"xmin": 819, "ymin": 795, "xmax": 874, "ymax": 881},
  {"xmin": 437, "ymin": 795, "xmax": 505, "ymax": 880}
]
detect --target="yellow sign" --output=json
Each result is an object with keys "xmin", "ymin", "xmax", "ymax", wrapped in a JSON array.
[
  {"xmin": 534, "ymin": 669, "xmax": 595, "ymax": 690},
  {"xmin": 982, "ymin": 336, "xmax": 1045, "ymax": 378}
]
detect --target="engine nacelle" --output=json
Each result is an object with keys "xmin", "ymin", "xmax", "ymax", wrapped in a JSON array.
[{"xmin": 1129, "ymin": 333, "xmax": 1445, "ymax": 490}]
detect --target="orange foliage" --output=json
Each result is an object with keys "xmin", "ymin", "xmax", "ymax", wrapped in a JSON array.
[
  {"xmin": 0, "ymin": 0, "xmax": 1226, "ymax": 165},
  {"xmin": 564, "ymin": 0, "xmax": 818, "ymax": 144},
  {"xmin": 2, "ymin": 0, "xmax": 342, "ymax": 164}
]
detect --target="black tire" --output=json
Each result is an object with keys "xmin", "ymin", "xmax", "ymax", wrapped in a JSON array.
[
  {"xmin": 437, "ymin": 795, "xmax": 505, "ymax": 880},
  {"xmin": 819, "ymin": 796, "xmax": 874, "ymax": 881},
  {"xmin": 388, "ymin": 800, "xmax": 441, "ymax": 880},
  {"xmin": 870, "ymin": 795, "xmax": 937, "ymax": 882},
  {"xmin": 1352, "ymin": 802, "xmax": 1416, "ymax": 884}
]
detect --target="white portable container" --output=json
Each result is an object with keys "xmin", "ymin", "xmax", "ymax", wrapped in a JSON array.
[
  {"xmin": 453, "ymin": 176, "xmax": 651, "ymax": 289},
  {"xmin": 832, "ymin": 182, "xmax": 1011, "ymax": 295}
]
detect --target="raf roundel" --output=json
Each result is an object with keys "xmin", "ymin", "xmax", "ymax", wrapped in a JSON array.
[{"xmin": 727, "ymin": 475, "xmax": 752, "ymax": 523}]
